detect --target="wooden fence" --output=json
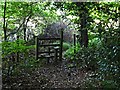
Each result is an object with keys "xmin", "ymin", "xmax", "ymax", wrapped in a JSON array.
[{"xmin": 35, "ymin": 30, "xmax": 63, "ymax": 63}]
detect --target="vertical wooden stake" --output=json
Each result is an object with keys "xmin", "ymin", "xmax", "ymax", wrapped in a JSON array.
[
  {"xmin": 54, "ymin": 47, "xmax": 58, "ymax": 63},
  {"xmin": 60, "ymin": 30, "xmax": 63, "ymax": 61},
  {"xmin": 74, "ymin": 34, "xmax": 76, "ymax": 54},
  {"xmin": 47, "ymin": 47, "xmax": 50, "ymax": 63},
  {"xmin": 35, "ymin": 36, "xmax": 38, "ymax": 60},
  {"xmin": 16, "ymin": 35, "xmax": 19, "ymax": 62}
]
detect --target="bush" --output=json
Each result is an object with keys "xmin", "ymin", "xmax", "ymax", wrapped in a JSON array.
[
  {"xmin": 2, "ymin": 39, "xmax": 35, "ymax": 77},
  {"xmin": 62, "ymin": 42, "xmax": 70, "ymax": 51},
  {"xmin": 75, "ymin": 45, "xmax": 120, "ymax": 88},
  {"xmin": 64, "ymin": 43, "xmax": 80, "ymax": 60},
  {"xmin": 66, "ymin": 34, "xmax": 120, "ymax": 88},
  {"xmin": 2, "ymin": 39, "xmax": 34, "ymax": 58},
  {"xmin": 88, "ymin": 37, "xmax": 103, "ymax": 49}
]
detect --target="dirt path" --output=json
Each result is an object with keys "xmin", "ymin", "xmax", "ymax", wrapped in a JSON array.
[
  {"xmin": 31, "ymin": 64, "xmax": 87, "ymax": 88},
  {"xmin": 3, "ymin": 59, "xmax": 89, "ymax": 89}
]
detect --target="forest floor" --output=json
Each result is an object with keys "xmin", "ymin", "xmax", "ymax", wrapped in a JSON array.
[{"xmin": 3, "ymin": 58, "xmax": 92, "ymax": 89}]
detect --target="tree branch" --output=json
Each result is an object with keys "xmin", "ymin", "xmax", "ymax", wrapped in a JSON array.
[{"xmin": 6, "ymin": 12, "xmax": 32, "ymax": 38}]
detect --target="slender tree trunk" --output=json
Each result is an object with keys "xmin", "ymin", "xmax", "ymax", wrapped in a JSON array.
[
  {"xmin": 80, "ymin": 11, "xmax": 88, "ymax": 47},
  {"xmin": 3, "ymin": 0, "xmax": 7, "ymax": 41},
  {"xmin": 77, "ymin": 2, "xmax": 88, "ymax": 47},
  {"xmin": 23, "ymin": 24, "xmax": 26, "ymax": 41}
]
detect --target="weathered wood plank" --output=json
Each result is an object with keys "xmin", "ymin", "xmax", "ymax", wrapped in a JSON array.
[
  {"xmin": 38, "ymin": 55, "xmax": 54, "ymax": 58},
  {"xmin": 38, "ymin": 51, "xmax": 55, "ymax": 54},
  {"xmin": 38, "ymin": 37, "xmax": 61, "ymax": 40},
  {"xmin": 38, "ymin": 44, "xmax": 60, "ymax": 47}
]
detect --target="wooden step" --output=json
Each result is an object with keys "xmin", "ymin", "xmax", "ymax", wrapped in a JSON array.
[
  {"xmin": 38, "ymin": 55, "xmax": 54, "ymax": 58},
  {"xmin": 38, "ymin": 44, "xmax": 60, "ymax": 47}
]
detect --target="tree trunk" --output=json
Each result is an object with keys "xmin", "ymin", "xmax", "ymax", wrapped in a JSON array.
[
  {"xmin": 80, "ymin": 11, "xmax": 88, "ymax": 47},
  {"xmin": 77, "ymin": 2, "xmax": 88, "ymax": 47},
  {"xmin": 23, "ymin": 24, "xmax": 26, "ymax": 41},
  {"xmin": 3, "ymin": 1, "xmax": 7, "ymax": 41}
]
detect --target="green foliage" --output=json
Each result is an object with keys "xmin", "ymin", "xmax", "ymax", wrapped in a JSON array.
[
  {"xmin": 2, "ymin": 39, "xmax": 35, "ymax": 78},
  {"xmin": 62, "ymin": 42, "xmax": 70, "ymax": 51},
  {"xmin": 100, "ymin": 80, "xmax": 118, "ymax": 88},
  {"xmin": 2, "ymin": 2, "xmax": 120, "ymax": 88},
  {"xmin": 75, "ymin": 47, "xmax": 98, "ymax": 68},
  {"xmin": 1, "ymin": 2, "xmax": 60, "ymax": 40},
  {"xmin": 66, "ymin": 26, "xmax": 120, "ymax": 88},
  {"xmin": 75, "ymin": 44, "xmax": 119, "ymax": 88},
  {"xmin": 2, "ymin": 39, "xmax": 34, "ymax": 58},
  {"xmin": 88, "ymin": 37, "xmax": 103, "ymax": 49},
  {"xmin": 74, "ymin": 44, "xmax": 119, "ymax": 88},
  {"xmin": 64, "ymin": 43, "xmax": 80, "ymax": 60}
]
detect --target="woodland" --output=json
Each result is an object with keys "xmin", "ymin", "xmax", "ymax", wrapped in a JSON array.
[{"xmin": 0, "ymin": 1, "xmax": 120, "ymax": 89}]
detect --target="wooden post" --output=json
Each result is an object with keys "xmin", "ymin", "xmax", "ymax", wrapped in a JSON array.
[
  {"xmin": 60, "ymin": 30, "xmax": 63, "ymax": 61},
  {"xmin": 47, "ymin": 47, "xmax": 50, "ymax": 63},
  {"xmin": 74, "ymin": 34, "xmax": 76, "ymax": 54},
  {"xmin": 23, "ymin": 24, "xmax": 26, "ymax": 41},
  {"xmin": 54, "ymin": 47, "xmax": 59, "ymax": 62},
  {"xmin": 16, "ymin": 35, "xmax": 19, "ymax": 62},
  {"xmin": 35, "ymin": 36, "xmax": 38, "ymax": 60}
]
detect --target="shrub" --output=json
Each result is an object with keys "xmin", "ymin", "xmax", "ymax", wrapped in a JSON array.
[
  {"xmin": 62, "ymin": 42, "xmax": 70, "ymax": 51},
  {"xmin": 75, "ymin": 45, "xmax": 120, "ymax": 88},
  {"xmin": 64, "ymin": 43, "xmax": 80, "ymax": 60},
  {"xmin": 53, "ymin": 41, "xmax": 70, "ymax": 51},
  {"xmin": 2, "ymin": 39, "xmax": 35, "ymax": 77},
  {"xmin": 2, "ymin": 39, "xmax": 34, "ymax": 58},
  {"xmin": 88, "ymin": 37, "xmax": 103, "ymax": 49}
]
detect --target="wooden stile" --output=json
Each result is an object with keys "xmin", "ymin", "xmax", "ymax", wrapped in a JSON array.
[{"xmin": 35, "ymin": 30, "xmax": 63, "ymax": 62}]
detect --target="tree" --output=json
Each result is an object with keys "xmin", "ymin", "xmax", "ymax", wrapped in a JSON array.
[
  {"xmin": 2, "ymin": 2, "xmax": 60, "ymax": 41},
  {"xmin": 3, "ymin": 0, "xmax": 7, "ymax": 41},
  {"xmin": 75, "ymin": 2, "xmax": 89, "ymax": 47},
  {"xmin": 53, "ymin": 2, "xmax": 89, "ymax": 47}
]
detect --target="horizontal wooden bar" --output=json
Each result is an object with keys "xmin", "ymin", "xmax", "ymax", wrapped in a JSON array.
[
  {"xmin": 38, "ymin": 37, "xmax": 61, "ymax": 40},
  {"xmin": 38, "ymin": 44, "xmax": 60, "ymax": 47},
  {"xmin": 54, "ymin": 46, "xmax": 60, "ymax": 49},
  {"xmin": 38, "ymin": 55, "xmax": 54, "ymax": 58},
  {"xmin": 39, "ymin": 51, "xmax": 54, "ymax": 54}
]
